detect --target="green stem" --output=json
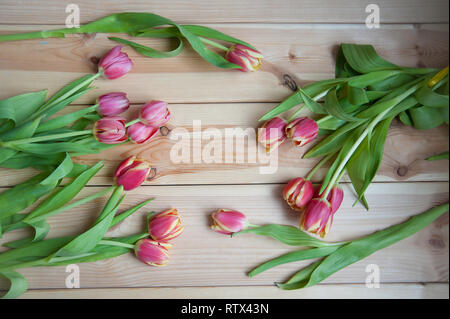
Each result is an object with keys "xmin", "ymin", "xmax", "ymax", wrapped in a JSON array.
[
  {"xmin": 288, "ymin": 105, "xmax": 305, "ymax": 122},
  {"xmin": 3, "ymin": 129, "xmax": 92, "ymax": 146},
  {"xmin": 0, "ymin": 258, "xmax": 47, "ymax": 272},
  {"xmin": 98, "ymin": 240, "xmax": 135, "ymax": 249},
  {"xmin": 316, "ymin": 115, "xmax": 332, "ymax": 124},
  {"xmin": 288, "ymin": 89, "xmax": 331, "ymax": 122},
  {"xmin": 199, "ymin": 37, "xmax": 229, "ymax": 51},
  {"xmin": 322, "ymin": 80, "xmax": 424, "ymax": 199},
  {"xmin": 36, "ymin": 73, "xmax": 101, "ymax": 116},
  {"xmin": 305, "ymin": 153, "xmax": 334, "ymax": 181},
  {"xmin": 125, "ymin": 118, "xmax": 141, "ymax": 128}
]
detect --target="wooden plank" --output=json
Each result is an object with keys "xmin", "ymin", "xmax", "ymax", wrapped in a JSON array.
[
  {"xmin": 0, "ymin": 104, "xmax": 448, "ymax": 187},
  {"xmin": 0, "ymin": 0, "xmax": 448, "ymax": 24},
  {"xmin": 15, "ymin": 283, "xmax": 450, "ymax": 299},
  {"xmin": 0, "ymin": 24, "xmax": 448, "ymax": 104},
  {"xmin": 0, "ymin": 182, "xmax": 448, "ymax": 290}
]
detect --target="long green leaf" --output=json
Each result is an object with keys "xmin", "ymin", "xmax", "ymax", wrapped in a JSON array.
[
  {"xmin": 234, "ymin": 224, "xmax": 343, "ymax": 247},
  {"xmin": 278, "ymin": 203, "xmax": 449, "ymax": 290}
]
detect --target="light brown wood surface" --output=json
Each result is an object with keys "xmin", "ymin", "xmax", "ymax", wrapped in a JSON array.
[{"xmin": 0, "ymin": 0, "xmax": 448, "ymax": 299}]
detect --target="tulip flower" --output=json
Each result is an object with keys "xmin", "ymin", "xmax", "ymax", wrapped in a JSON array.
[
  {"xmin": 128, "ymin": 122, "xmax": 159, "ymax": 144},
  {"xmin": 285, "ymin": 117, "xmax": 319, "ymax": 147},
  {"xmin": 211, "ymin": 209, "xmax": 249, "ymax": 235},
  {"xmin": 114, "ymin": 156, "xmax": 152, "ymax": 191},
  {"xmin": 97, "ymin": 92, "xmax": 130, "ymax": 116},
  {"xmin": 98, "ymin": 46, "xmax": 133, "ymax": 80},
  {"xmin": 148, "ymin": 208, "xmax": 184, "ymax": 242},
  {"xmin": 283, "ymin": 177, "xmax": 314, "ymax": 211},
  {"xmin": 134, "ymin": 239, "xmax": 171, "ymax": 266},
  {"xmin": 225, "ymin": 44, "xmax": 264, "ymax": 72},
  {"xmin": 315, "ymin": 185, "xmax": 344, "ymax": 214},
  {"xmin": 300, "ymin": 198, "xmax": 333, "ymax": 238},
  {"xmin": 139, "ymin": 100, "xmax": 171, "ymax": 127},
  {"xmin": 258, "ymin": 117, "xmax": 287, "ymax": 153},
  {"xmin": 93, "ymin": 116, "xmax": 127, "ymax": 144}
]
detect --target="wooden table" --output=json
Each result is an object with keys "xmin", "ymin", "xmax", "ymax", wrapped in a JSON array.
[{"xmin": 0, "ymin": 0, "xmax": 448, "ymax": 299}]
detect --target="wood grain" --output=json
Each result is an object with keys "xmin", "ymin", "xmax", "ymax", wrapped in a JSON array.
[
  {"xmin": 0, "ymin": 24, "xmax": 448, "ymax": 104},
  {"xmin": 0, "ymin": 0, "xmax": 448, "ymax": 24},
  {"xmin": 15, "ymin": 283, "xmax": 450, "ymax": 299},
  {"xmin": 0, "ymin": 182, "xmax": 448, "ymax": 290},
  {"xmin": 0, "ymin": 104, "xmax": 448, "ymax": 187}
]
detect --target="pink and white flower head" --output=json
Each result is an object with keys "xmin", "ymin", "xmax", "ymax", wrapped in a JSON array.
[
  {"xmin": 128, "ymin": 122, "xmax": 159, "ymax": 144},
  {"xmin": 139, "ymin": 100, "xmax": 170, "ymax": 127},
  {"xmin": 225, "ymin": 44, "xmax": 264, "ymax": 72},
  {"xmin": 114, "ymin": 156, "xmax": 152, "ymax": 191},
  {"xmin": 98, "ymin": 46, "xmax": 133, "ymax": 80},
  {"xmin": 97, "ymin": 92, "xmax": 130, "ymax": 116},
  {"xmin": 93, "ymin": 116, "xmax": 127, "ymax": 144},
  {"xmin": 285, "ymin": 117, "xmax": 319, "ymax": 147},
  {"xmin": 283, "ymin": 177, "xmax": 314, "ymax": 211},
  {"xmin": 258, "ymin": 117, "xmax": 287, "ymax": 153},
  {"xmin": 315, "ymin": 185, "xmax": 344, "ymax": 214},
  {"xmin": 134, "ymin": 239, "xmax": 171, "ymax": 267},
  {"xmin": 148, "ymin": 208, "xmax": 184, "ymax": 242},
  {"xmin": 300, "ymin": 198, "xmax": 333, "ymax": 238},
  {"xmin": 211, "ymin": 209, "xmax": 249, "ymax": 235}
]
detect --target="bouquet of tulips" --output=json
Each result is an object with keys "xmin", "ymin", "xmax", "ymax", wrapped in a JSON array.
[
  {"xmin": 257, "ymin": 43, "xmax": 449, "ymax": 238},
  {"xmin": 0, "ymin": 154, "xmax": 185, "ymax": 299}
]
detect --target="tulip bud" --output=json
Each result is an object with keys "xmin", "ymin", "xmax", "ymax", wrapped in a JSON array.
[
  {"xmin": 97, "ymin": 92, "xmax": 130, "ymax": 116},
  {"xmin": 93, "ymin": 116, "xmax": 127, "ymax": 144},
  {"xmin": 98, "ymin": 46, "xmax": 133, "ymax": 80},
  {"xmin": 134, "ymin": 239, "xmax": 171, "ymax": 266},
  {"xmin": 258, "ymin": 117, "xmax": 287, "ymax": 153},
  {"xmin": 300, "ymin": 198, "xmax": 333, "ymax": 238},
  {"xmin": 128, "ymin": 122, "xmax": 159, "ymax": 144},
  {"xmin": 283, "ymin": 177, "xmax": 314, "ymax": 211},
  {"xmin": 285, "ymin": 117, "xmax": 319, "ymax": 147},
  {"xmin": 139, "ymin": 101, "xmax": 170, "ymax": 127},
  {"xmin": 315, "ymin": 185, "xmax": 344, "ymax": 214},
  {"xmin": 211, "ymin": 209, "xmax": 249, "ymax": 235},
  {"xmin": 114, "ymin": 156, "xmax": 152, "ymax": 191},
  {"xmin": 149, "ymin": 208, "xmax": 184, "ymax": 242},
  {"xmin": 225, "ymin": 44, "xmax": 264, "ymax": 72}
]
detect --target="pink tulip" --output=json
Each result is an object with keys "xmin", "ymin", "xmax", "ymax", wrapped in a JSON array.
[
  {"xmin": 225, "ymin": 44, "xmax": 264, "ymax": 72},
  {"xmin": 300, "ymin": 198, "xmax": 333, "ymax": 238},
  {"xmin": 283, "ymin": 177, "xmax": 314, "ymax": 211},
  {"xmin": 211, "ymin": 209, "xmax": 249, "ymax": 235},
  {"xmin": 93, "ymin": 116, "xmax": 127, "ymax": 144},
  {"xmin": 148, "ymin": 208, "xmax": 184, "ymax": 242},
  {"xmin": 134, "ymin": 239, "xmax": 171, "ymax": 266},
  {"xmin": 114, "ymin": 156, "xmax": 152, "ymax": 191},
  {"xmin": 139, "ymin": 100, "xmax": 171, "ymax": 127},
  {"xmin": 285, "ymin": 117, "xmax": 319, "ymax": 147},
  {"xmin": 258, "ymin": 117, "xmax": 287, "ymax": 153},
  {"xmin": 98, "ymin": 46, "xmax": 133, "ymax": 80},
  {"xmin": 97, "ymin": 92, "xmax": 130, "ymax": 116},
  {"xmin": 315, "ymin": 185, "xmax": 344, "ymax": 214},
  {"xmin": 128, "ymin": 122, "xmax": 159, "ymax": 144}
]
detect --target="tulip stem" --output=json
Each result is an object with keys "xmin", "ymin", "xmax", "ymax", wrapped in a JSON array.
[
  {"xmin": 288, "ymin": 89, "xmax": 330, "ymax": 122},
  {"xmin": 98, "ymin": 240, "xmax": 135, "ymax": 249},
  {"xmin": 2, "ymin": 129, "xmax": 92, "ymax": 147},
  {"xmin": 125, "ymin": 118, "xmax": 141, "ymax": 128},
  {"xmin": 199, "ymin": 37, "xmax": 229, "ymax": 51},
  {"xmin": 305, "ymin": 153, "xmax": 334, "ymax": 181},
  {"xmin": 288, "ymin": 105, "xmax": 305, "ymax": 122},
  {"xmin": 321, "ymin": 82, "xmax": 422, "ymax": 199},
  {"xmin": 37, "ymin": 73, "xmax": 101, "ymax": 118}
]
